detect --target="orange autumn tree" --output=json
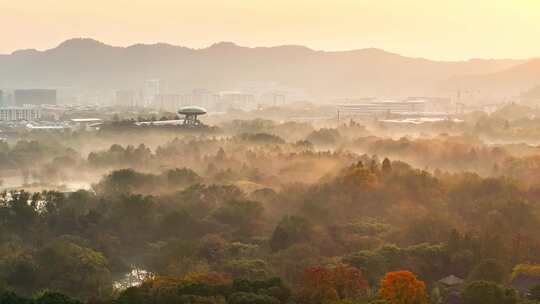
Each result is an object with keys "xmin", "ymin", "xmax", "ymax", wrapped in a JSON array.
[
  {"xmin": 299, "ymin": 264, "xmax": 369, "ymax": 304},
  {"xmin": 379, "ymin": 271, "xmax": 427, "ymax": 304}
]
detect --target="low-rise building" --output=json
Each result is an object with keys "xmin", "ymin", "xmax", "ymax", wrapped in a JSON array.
[
  {"xmin": 337, "ymin": 99, "xmax": 427, "ymax": 117},
  {"xmin": 0, "ymin": 107, "xmax": 41, "ymax": 121}
]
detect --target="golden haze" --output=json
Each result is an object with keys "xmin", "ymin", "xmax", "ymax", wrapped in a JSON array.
[{"xmin": 1, "ymin": 0, "xmax": 540, "ymax": 59}]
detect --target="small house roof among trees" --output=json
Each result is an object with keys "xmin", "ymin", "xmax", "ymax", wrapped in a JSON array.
[{"xmin": 438, "ymin": 275, "xmax": 464, "ymax": 287}]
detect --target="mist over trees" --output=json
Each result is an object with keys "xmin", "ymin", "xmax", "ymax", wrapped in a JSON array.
[{"xmin": 2, "ymin": 108, "xmax": 540, "ymax": 304}]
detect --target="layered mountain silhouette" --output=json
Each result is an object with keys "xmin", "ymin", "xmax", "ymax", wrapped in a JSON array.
[
  {"xmin": 447, "ymin": 59, "xmax": 540, "ymax": 96},
  {"xmin": 0, "ymin": 38, "xmax": 536, "ymax": 99}
]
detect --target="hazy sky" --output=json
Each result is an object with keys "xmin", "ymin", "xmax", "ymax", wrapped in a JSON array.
[{"xmin": 2, "ymin": 0, "xmax": 540, "ymax": 60}]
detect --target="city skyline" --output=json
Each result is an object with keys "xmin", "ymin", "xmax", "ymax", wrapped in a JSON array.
[{"xmin": 1, "ymin": 0, "xmax": 540, "ymax": 60}]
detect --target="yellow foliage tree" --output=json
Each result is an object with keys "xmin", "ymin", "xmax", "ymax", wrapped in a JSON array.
[{"xmin": 512, "ymin": 264, "xmax": 540, "ymax": 279}]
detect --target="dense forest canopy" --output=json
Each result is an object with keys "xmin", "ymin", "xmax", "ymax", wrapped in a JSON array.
[{"xmin": 1, "ymin": 106, "xmax": 540, "ymax": 304}]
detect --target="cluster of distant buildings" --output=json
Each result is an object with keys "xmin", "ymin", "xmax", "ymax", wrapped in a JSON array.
[
  {"xmin": 0, "ymin": 81, "xmax": 467, "ymax": 128},
  {"xmin": 0, "ymin": 89, "xmax": 57, "ymax": 122},
  {"xmin": 115, "ymin": 80, "xmax": 289, "ymax": 112},
  {"xmin": 0, "ymin": 79, "xmax": 300, "ymax": 124},
  {"xmin": 0, "ymin": 81, "xmax": 295, "ymax": 133}
]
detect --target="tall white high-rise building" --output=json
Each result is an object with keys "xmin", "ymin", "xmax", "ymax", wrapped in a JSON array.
[{"xmin": 144, "ymin": 80, "xmax": 160, "ymax": 107}]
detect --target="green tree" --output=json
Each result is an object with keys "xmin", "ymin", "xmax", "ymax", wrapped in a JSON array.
[
  {"xmin": 461, "ymin": 281, "xmax": 517, "ymax": 304},
  {"xmin": 529, "ymin": 284, "xmax": 540, "ymax": 301},
  {"xmin": 34, "ymin": 291, "xmax": 82, "ymax": 304},
  {"xmin": 0, "ymin": 290, "xmax": 30, "ymax": 304},
  {"xmin": 381, "ymin": 158, "xmax": 392, "ymax": 175},
  {"xmin": 306, "ymin": 128, "xmax": 342, "ymax": 146},
  {"xmin": 36, "ymin": 240, "xmax": 112, "ymax": 299},
  {"xmin": 224, "ymin": 259, "xmax": 272, "ymax": 281},
  {"xmin": 228, "ymin": 292, "xmax": 279, "ymax": 304},
  {"xmin": 213, "ymin": 200, "xmax": 264, "ymax": 237},
  {"xmin": 166, "ymin": 168, "xmax": 202, "ymax": 188},
  {"xmin": 270, "ymin": 215, "xmax": 312, "ymax": 252},
  {"xmin": 468, "ymin": 259, "xmax": 507, "ymax": 284}
]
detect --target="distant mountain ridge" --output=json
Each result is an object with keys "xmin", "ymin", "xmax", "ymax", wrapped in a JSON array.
[
  {"xmin": 0, "ymin": 38, "xmax": 534, "ymax": 99},
  {"xmin": 447, "ymin": 58, "xmax": 540, "ymax": 95}
]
